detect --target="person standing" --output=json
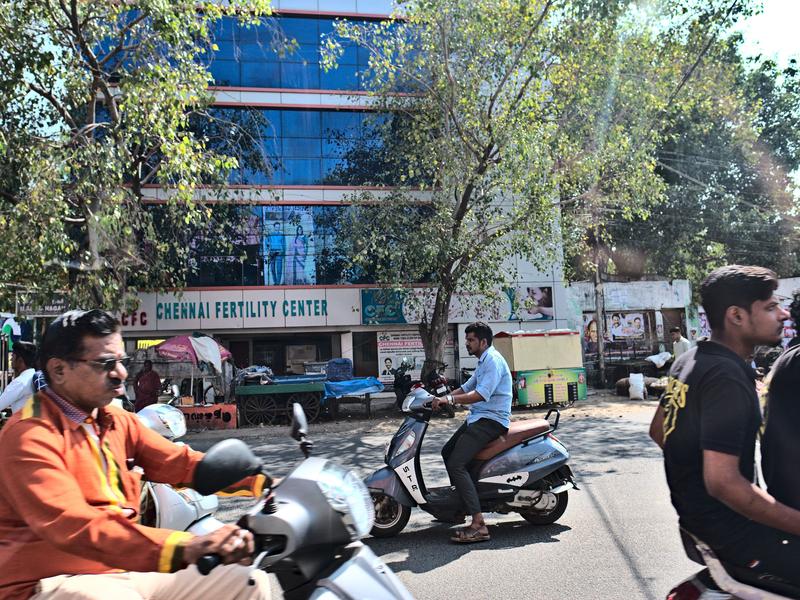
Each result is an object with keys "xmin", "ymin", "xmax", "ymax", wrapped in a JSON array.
[
  {"xmin": 670, "ymin": 326, "xmax": 691, "ymax": 360},
  {"xmin": 431, "ymin": 321, "xmax": 511, "ymax": 544},
  {"xmin": 0, "ymin": 341, "xmax": 37, "ymax": 414},
  {"xmin": 267, "ymin": 221, "xmax": 284, "ymax": 285},
  {"xmin": 134, "ymin": 359, "xmax": 161, "ymax": 412},
  {"xmin": 291, "ymin": 225, "xmax": 308, "ymax": 285},
  {"xmin": 650, "ymin": 265, "xmax": 800, "ymax": 587}
]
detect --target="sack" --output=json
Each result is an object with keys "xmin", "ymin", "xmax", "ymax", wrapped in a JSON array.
[
  {"xmin": 326, "ymin": 358, "xmax": 353, "ymax": 382},
  {"xmin": 629, "ymin": 373, "xmax": 646, "ymax": 400}
]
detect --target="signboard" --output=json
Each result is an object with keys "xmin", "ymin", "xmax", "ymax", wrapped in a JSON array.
[
  {"xmin": 15, "ymin": 293, "xmax": 69, "ymax": 317},
  {"xmin": 516, "ymin": 368, "xmax": 587, "ymax": 406},
  {"xmin": 377, "ymin": 330, "xmax": 456, "ymax": 384},
  {"xmin": 120, "ymin": 289, "xmax": 361, "ymax": 332},
  {"xmin": 179, "ymin": 404, "xmax": 237, "ymax": 430}
]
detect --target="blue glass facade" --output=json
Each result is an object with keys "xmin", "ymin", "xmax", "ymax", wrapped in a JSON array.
[
  {"xmin": 198, "ymin": 107, "xmax": 393, "ymax": 186},
  {"xmin": 209, "ymin": 15, "xmax": 377, "ymax": 90}
]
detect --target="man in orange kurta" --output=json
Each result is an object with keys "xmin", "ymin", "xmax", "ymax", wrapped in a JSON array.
[{"xmin": 0, "ymin": 310, "xmax": 271, "ymax": 600}]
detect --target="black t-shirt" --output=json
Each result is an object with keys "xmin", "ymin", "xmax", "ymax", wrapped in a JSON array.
[
  {"xmin": 762, "ymin": 345, "xmax": 800, "ymax": 510},
  {"xmin": 661, "ymin": 341, "xmax": 761, "ymax": 547}
]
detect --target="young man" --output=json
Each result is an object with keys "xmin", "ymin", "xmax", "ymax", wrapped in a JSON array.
[
  {"xmin": 669, "ymin": 326, "xmax": 691, "ymax": 360},
  {"xmin": 0, "ymin": 341, "xmax": 37, "ymax": 414},
  {"xmin": 0, "ymin": 310, "xmax": 271, "ymax": 600},
  {"xmin": 650, "ymin": 265, "xmax": 800, "ymax": 587},
  {"xmin": 431, "ymin": 322, "xmax": 511, "ymax": 543}
]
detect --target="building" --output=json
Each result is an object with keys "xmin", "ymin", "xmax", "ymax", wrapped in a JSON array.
[{"xmin": 121, "ymin": 0, "xmax": 571, "ymax": 383}]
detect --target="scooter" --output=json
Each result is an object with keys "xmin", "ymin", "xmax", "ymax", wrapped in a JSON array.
[
  {"xmin": 365, "ymin": 387, "xmax": 578, "ymax": 537},
  {"xmin": 136, "ymin": 403, "xmax": 223, "ymax": 535},
  {"xmin": 667, "ymin": 528, "xmax": 800, "ymax": 600},
  {"xmin": 194, "ymin": 403, "xmax": 414, "ymax": 599}
]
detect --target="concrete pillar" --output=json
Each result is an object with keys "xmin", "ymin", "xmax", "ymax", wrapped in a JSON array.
[{"xmin": 340, "ymin": 331, "xmax": 354, "ymax": 360}]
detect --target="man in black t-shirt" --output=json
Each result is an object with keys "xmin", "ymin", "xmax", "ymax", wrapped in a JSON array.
[
  {"xmin": 762, "ymin": 342, "xmax": 800, "ymax": 510},
  {"xmin": 651, "ymin": 265, "xmax": 800, "ymax": 586}
]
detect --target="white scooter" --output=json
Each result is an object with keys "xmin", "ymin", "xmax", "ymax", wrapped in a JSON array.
[{"xmin": 136, "ymin": 403, "xmax": 223, "ymax": 535}]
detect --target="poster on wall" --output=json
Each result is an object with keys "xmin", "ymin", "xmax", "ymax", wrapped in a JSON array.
[
  {"xmin": 606, "ymin": 312, "xmax": 645, "ymax": 339},
  {"xmin": 377, "ymin": 330, "xmax": 456, "ymax": 384},
  {"xmin": 261, "ymin": 207, "xmax": 317, "ymax": 286},
  {"xmin": 505, "ymin": 286, "xmax": 555, "ymax": 321}
]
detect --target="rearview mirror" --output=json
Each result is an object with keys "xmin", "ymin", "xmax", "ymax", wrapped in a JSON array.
[
  {"xmin": 193, "ymin": 439, "xmax": 261, "ymax": 495},
  {"xmin": 291, "ymin": 403, "xmax": 308, "ymax": 441}
]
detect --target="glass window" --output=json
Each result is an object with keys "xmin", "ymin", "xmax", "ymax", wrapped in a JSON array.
[
  {"xmin": 280, "ymin": 62, "xmax": 320, "ymax": 88},
  {"xmin": 282, "ymin": 111, "xmax": 321, "ymax": 138},
  {"xmin": 278, "ymin": 17, "xmax": 320, "ymax": 45},
  {"xmin": 320, "ymin": 65, "xmax": 359, "ymax": 91},
  {"xmin": 241, "ymin": 62, "xmax": 281, "ymax": 87},
  {"xmin": 282, "ymin": 137, "xmax": 322, "ymax": 158}
]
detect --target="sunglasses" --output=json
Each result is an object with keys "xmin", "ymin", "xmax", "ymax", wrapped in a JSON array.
[{"xmin": 73, "ymin": 356, "xmax": 132, "ymax": 372}]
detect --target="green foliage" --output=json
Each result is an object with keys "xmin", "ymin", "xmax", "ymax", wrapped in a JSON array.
[
  {"xmin": 323, "ymin": 0, "xmax": 697, "ymax": 369},
  {"xmin": 0, "ymin": 0, "xmax": 271, "ymax": 310}
]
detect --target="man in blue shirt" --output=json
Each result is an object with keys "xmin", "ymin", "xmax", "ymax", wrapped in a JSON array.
[{"xmin": 432, "ymin": 322, "xmax": 512, "ymax": 543}]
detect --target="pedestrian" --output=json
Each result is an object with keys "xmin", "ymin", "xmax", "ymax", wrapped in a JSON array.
[
  {"xmin": 431, "ymin": 321, "xmax": 511, "ymax": 543},
  {"xmin": 649, "ymin": 265, "xmax": 800, "ymax": 587},
  {"xmin": 0, "ymin": 341, "xmax": 37, "ymax": 414},
  {"xmin": 0, "ymin": 309, "xmax": 272, "ymax": 600},
  {"xmin": 669, "ymin": 326, "xmax": 691, "ymax": 360},
  {"xmin": 134, "ymin": 359, "xmax": 161, "ymax": 412}
]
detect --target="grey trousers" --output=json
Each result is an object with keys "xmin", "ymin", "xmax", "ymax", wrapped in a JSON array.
[{"xmin": 442, "ymin": 418, "xmax": 507, "ymax": 515}]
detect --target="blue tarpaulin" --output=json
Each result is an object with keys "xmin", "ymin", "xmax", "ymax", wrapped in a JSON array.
[{"xmin": 323, "ymin": 377, "xmax": 384, "ymax": 399}]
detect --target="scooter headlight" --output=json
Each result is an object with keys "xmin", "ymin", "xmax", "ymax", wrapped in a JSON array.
[{"xmin": 316, "ymin": 462, "xmax": 375, "ymax": 540}]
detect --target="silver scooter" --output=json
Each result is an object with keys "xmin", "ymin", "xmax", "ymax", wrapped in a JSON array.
[
  {"xmin": 365, "ymin": 387, "xmax": 578, "ymax": 537},
  {"xmin": 136, "ymin": 403, "xmax": 223, "ymax": 535},
  {"xmin": 195, "ymin": 403, "xmax": 413, "ymax": 600}
]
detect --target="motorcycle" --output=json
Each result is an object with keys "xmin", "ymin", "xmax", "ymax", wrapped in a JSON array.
[
  {"xmin": 136, "ymin": 403, "xmax": 223, "ymax": 535},
  {"xmin": 195, "ymin": 403, "xmax": 414, "ymax": 600},
  {"xmin": 364, "ymin": 387, "xmax": 578, "ymax": 537},
  {"xmin": 667, "ymin": 528, "xmax": 800, "ymax": 600},
  {"xmin": 391, "ymin": 362, "xmax": 413, "ymax": 410}
]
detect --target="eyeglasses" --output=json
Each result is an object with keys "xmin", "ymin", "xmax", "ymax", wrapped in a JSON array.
[{"xmin": 73, "ymin": 356, "xmax": 132, "ymax": 372}]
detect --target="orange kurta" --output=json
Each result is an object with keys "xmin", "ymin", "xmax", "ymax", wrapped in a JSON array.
[{"xmin": 0, "ymin": 390, "xmax": 263, "ymax": 600}]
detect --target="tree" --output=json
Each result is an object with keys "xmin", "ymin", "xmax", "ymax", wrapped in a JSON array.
[
  {"xmin": 571, "ymin": 10, "xmax": 800, "ymax": 289},
  {"xmin": 0, "ymin": 0, "xmax": 271, "ymax": 310},
  {"xmin": 323, "ymin": 0, "xmax": 703, "ymax": 377}
]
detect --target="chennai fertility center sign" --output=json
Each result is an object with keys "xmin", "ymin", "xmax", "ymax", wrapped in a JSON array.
[{"xmin": 120, "ymin": 290, "xmax": 362, "ymax": 332}]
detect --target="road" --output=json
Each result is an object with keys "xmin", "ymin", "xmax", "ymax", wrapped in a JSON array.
[{"xmin": 186, "ymin": 395, "xmax": 698, "ymax": 600}]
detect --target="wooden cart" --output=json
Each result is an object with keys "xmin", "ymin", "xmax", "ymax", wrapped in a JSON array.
[{"xmin": 235, "ymin": 375, "xmax": 326, "ymax": 426}]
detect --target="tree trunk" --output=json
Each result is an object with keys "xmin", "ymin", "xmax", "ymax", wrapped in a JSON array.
[
  {"xmin": 419, "ymin": 287, "xmax": 453, "ymax": 383},
  {"xmin": 594, "ymin": 263, "xmax": 607, "ymax": 388}
]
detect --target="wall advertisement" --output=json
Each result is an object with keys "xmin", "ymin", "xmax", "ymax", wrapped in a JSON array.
[{"xmin": 377, "ymin": 330, "xmax": 456, "ymax": 384}]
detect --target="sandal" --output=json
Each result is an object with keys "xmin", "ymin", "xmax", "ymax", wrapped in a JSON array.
[{"xmin": 450, "ymin": 524, "xmax": 491, "ymax": 544}]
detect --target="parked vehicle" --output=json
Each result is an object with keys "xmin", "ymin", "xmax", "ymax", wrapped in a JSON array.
[
  {"xmin": 136, "ymin": 403, "xmax": 223, "ymax": 535},
  {"xmin": 392, "ymin": 362, "xmax": 413, "ymax": 410},
  {"xmin": 667, "ymin": 528, "xmax": 800, "ymax": 600},
  {"xmin": 365, "ymin": 387, "xmax": 578, "ymax": 537},
  {"xmin": 194, "ymin": 404, "xmax": 414, "ymax": 600}
]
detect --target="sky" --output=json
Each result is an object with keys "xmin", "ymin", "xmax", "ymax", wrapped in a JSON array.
[{"xmin": 737, "ymin": 0, "xmax": 800, "ymax": 67}]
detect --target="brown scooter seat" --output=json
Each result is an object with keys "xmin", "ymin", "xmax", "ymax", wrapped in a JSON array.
[{"xmin": 474, "ymin": 418, "xmax": 551, "ymax": 460}]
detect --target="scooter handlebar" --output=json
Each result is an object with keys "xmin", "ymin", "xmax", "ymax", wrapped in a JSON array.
[{"xmin": 197, "ymin": 553, "xmax": 222, "ymax": 575}]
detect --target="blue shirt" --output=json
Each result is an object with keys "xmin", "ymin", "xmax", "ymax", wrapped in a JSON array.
[{"xmin": 461, "ymin": 345, "xmax": 512, "ymax": 428}]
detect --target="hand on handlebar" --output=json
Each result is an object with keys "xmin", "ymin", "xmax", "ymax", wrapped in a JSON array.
[
  {"xmin": 183, "ymin": 524, "xmax": 254, "ymax": 568},
  {"xmin": 431, "ymin": 396, "xmax": 450, "ymax": 411}
]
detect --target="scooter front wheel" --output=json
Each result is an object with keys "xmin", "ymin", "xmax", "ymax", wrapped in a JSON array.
[
  {"xmin": 370, "ymin": 492, "xmax": 411, "ymax": 538},
  {"xmin": 517, "ymin": 491, "xmax": 568, "ymax": 525}
]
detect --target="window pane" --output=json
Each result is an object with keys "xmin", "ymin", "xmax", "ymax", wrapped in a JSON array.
[
  {"xmin": 280, "ymin": 62, "xmax": 320, "ymax": 88},
  {"xmin": 320, "ymin": 65, "xmax": 359, "ymax": 90},
  {"xmin": 282, "ymin": 111, "xmax": 321, "ymax": 137},
  {"xmin": 209, "ymin": 60, "xmax": 239, "ymax": 86},
  {"xmin": 282, "ymin": 137, "xmax": 322, "ymax": 158},
  {"xmin": 278, "ymin": 17, "xmax": 320, "ymax": 45},
  {"xmin": 241, "ymin": 62, "xmax": 281, "ymax": 87},
  {"xmin": 283, "ymin": 159, "xmax": 322, "ymax": 184}
]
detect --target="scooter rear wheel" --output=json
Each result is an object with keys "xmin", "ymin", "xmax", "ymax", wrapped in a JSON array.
[
  {"xmin": 370, "ymin": 492, "xmax": 411, "ymax": 538},
  {"xmin": 517, "ymin": 491, "xmax": 568, "ymax": 525}
]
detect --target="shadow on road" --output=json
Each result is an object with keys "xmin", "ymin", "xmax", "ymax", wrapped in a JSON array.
[{"xmin": 368, "ymin": 522, "xmax": 571, "ymax": 575}]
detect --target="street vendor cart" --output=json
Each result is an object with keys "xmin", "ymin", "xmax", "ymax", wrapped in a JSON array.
[{"xmin": 493, "ymin": 330, "xmax": 587, "ymax": 407}]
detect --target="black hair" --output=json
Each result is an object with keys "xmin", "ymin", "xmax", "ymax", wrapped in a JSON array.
[
  {"xmin": 790, "ymin": 289, "xmax": 800, "ymax": 327},
  {"xmin": 669, "ymin": 326, "xmax": 681, "ymax": 334},
  {"xmin": 144, "ymin": 359, "xmax": 153, "ymax": 368},
  {"xmin": 39, "ymin": 309, "xmax": 121, "ymax": 373},
  {"xmin": 13, "ymin": 341, "xmax": 37, "ymax": 368},
  {"xmin": 700, "ymin": 265, "xmax": 778, "ymax": 331},
  {"xmin": 465, "ymin": 321, "xmax": 493, "ymax": 346}
]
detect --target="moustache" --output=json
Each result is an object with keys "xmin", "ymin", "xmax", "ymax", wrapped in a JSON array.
[{"xmin": 108, "ymin": 379, "xmax": 123, "ymax": 389}]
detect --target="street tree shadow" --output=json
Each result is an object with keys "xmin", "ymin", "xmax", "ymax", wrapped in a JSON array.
[{"xmin": 367, "ymin": 522, "xmax": 571, "ymax": 575}]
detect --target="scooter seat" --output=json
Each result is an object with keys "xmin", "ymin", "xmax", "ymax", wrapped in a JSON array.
[{"xmin": 474, "ymin": 418, "xmax": 551, "ymax": 460}]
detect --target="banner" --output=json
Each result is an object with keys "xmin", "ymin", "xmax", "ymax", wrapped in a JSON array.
[
  {"xmin": 377, "ymin": 330, "xmax": 456, "ymax": 384},
  {"xmin": 262, "ymin": 206, "xmax": 317, "ymax": 286}
]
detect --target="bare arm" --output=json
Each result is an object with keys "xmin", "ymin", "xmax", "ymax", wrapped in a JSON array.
[
  {"xmin": 432, "ymin": 387, "xmax": 485, "ymax": 410},
  {"xmin": 703, "ymin": 450, "xmax": 800, "ymax": 536},
  {"xmin": 649, "ymin": 405, "xmax": 665, "ymax": 448}
]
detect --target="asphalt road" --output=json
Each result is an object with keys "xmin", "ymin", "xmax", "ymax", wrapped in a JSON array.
[{"xmin": 185, "ymin": 396, "xmax": 698, "ymax": 600}]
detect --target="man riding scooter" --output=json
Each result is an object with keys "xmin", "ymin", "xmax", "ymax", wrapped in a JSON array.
[
  {"xmin": 431, "ymin": 321, "xmax": 512, "ymax": 543},
  {"xmin": 650, "ymin": 266, "xmax": 800, "ymax": 592},
  {"xmin": 0, "ymin": 310, "xmax": 273, "ymax": 600}
]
